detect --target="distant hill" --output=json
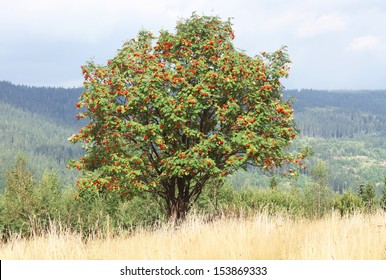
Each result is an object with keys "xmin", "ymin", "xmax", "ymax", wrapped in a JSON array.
[
  {"xmin": 0, "ymin": 81, "xmax": 83, "ymax": 128},
  {"xmin": 0, "ymin": 82, "xmax": 84, "ymax": 189},
  {"xmin": 284, "ymin": 89, "xmax": 386, "ymax": 116},
  {"xmin": 283, "ymin": 89, "xmax": 386, "ymax": 138}
]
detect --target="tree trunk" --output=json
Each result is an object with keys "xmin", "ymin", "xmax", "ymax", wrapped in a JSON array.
[
  {"xmin": 167, "ymin": 197, "xmax": 190, "ymax": 225},
  {"xmin": 164, "ymin": 177, "xmax": 191, "ymax": 226},
  {"xmin": 161, "ymin": 175, "xmax": 210, "ymax": 226}
]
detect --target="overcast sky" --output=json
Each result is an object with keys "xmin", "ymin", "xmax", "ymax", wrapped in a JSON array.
[{"xmin": 1, "ymin": 0, "xmax": 385, "ymax": 90}]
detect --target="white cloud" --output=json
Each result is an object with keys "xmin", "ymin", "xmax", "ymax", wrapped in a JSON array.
[
  {"xmin": 264, "ymin": 10, "xmax": 300, "ymax": 30},
  {"xmin": 0, "ymin": 0, "xmax": 180, "ymax": 42},
  {"xmin": 298, "ymin": 13, "xmax": 348, "ymax": 37},
  {"xmin": 348, "ymin": 35, "xmax": 381, "ymax": 51},
  {"xmin": 1, "ymin": 0, "xmax": 386, "ymax": 89}
]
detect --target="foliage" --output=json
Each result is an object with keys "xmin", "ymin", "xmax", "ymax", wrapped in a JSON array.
[
  {"xmin": 193, "ymin": 178, "xmax": 235, "ymax": 215},
  {"xmin": 0, "ymin": 156, "xmax": 162, "ymax": 240},
  {"xmin": 334, "ymin": 189, "xmax": 364, "ymax": 216},
  {"xmin": 69, "ymin": 13, "xmax": 305, "ymax": 221},
  {"xmin": 269, "ymin": 175, "xmax": 279, "ymax": 190},
  {"xmin": 381, "ymin": 177, "xmax": 386, "ymax": 210},
  {"xmin": 308, "ymin": 161, "xmax": 334, "ymax": 217},
  {"xmin": 64, "ymin": 188, "xmax": 162, "ymax": 237},
  {"xmin": 358, "ymin": 182, "xmax": 377, "ymax": 212},
  {"xmin": 0, "ymin": 156, "xmax": 66, "ymax": 238},
  {"xmin": 1, "ymin": 155, "xmax": 37, "ymax": 237}
]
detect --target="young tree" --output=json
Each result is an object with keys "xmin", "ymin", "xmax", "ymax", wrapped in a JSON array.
[
  {"xmin": 310, "ymin": 160, "xmax": 334, "ymax": 217},
  {"xmin": 358, "ymin": 182, "xmax": 376, "ymax": 212},
  {"xmin": 68, "ymin": 14, "xmax": 306, "ymax": 222},
  {"xmin": 381, "ymin": 177, "xmax": 386, "ymax": 210},
  {"xmin": 2, "ymin": 155, "xmax": 37, "ymax": 236}
]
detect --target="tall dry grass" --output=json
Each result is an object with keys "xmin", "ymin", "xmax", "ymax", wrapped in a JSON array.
[{"xmin": 0, "ymin": 211, "xmax": 385, "ymax": 260}]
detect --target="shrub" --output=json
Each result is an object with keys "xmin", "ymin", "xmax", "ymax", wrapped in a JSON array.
[{"xmin": 334, "ymin": 190, "xmax": 364, "ymax": 216}]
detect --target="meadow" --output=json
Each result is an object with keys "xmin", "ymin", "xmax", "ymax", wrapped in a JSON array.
[{"xmin": 1, "ymin": 211, "xmax": 384, "ymax": 260}]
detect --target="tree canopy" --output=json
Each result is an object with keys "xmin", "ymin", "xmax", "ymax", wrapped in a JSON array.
[{"xmin": 69, "ymin": 13, "xmax": 306, "ymax": 221}]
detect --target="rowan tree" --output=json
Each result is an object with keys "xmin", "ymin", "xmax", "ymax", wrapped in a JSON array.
[{"xmin": 68, "ymin": 13, "xmax": 307, "ymax": 221}]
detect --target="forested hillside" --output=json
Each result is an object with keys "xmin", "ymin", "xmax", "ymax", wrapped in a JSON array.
[
  {"xmin": 287, "ymin": 90, "xmax": 386, "ymax": 190},
  {"xmin": 0, "ymin": 81, "xmax": 83, "ymax": 128},
  {"xmin": 0, "ymin": 81, "xmax": 83, "ymax": 189},
  {"xmin": 0, "ymin": 81, "xmax": 386, "ymax": 193},
  {"xmin": 284, "ymin": 89, "xmax": 386, "ymax": 138}
]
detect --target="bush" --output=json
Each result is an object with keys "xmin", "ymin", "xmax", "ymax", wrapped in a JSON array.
[
  {"xmin": 0, "ymin": 157, "xmax": 165, "ymax": 240},
  {"xmin": 62, "ymin": 188, "xmax": 163, "ymax": 238},
  {"xmin": 334, "ymin": 190, "xmax": 364, "ymax": 216},
  {"xmin": 194, "ymin": 178, "xmax": 237, "ymax": 215}
]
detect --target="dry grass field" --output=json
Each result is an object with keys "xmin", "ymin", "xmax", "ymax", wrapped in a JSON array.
[{"xmin": 1, "ymin": 211, "xmax": 385, "ymax": 260}]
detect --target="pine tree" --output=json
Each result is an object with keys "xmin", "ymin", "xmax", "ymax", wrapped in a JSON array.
[{"xmin": 358, "ymin": 182, "xmax": 376, "ymax": 212}]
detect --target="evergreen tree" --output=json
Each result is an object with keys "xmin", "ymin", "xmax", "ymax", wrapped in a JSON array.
[
  {"xmin": 358, "ymin": 182, "xmax": 376, "ymax": 212},
  {"xmin": 269, "ymin": 176, "xmax": 278, "ymax": 190},
  {"xmin": 2, "ymin": 155, "xmax": 37, "ymax": 235},
  {"xmin": 381, "ymin": 177, "xmax": 386, "ymax": 210},
  {"xmin": 310, "ymin": 160, "xmax": 333, "ymax": 217}
]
